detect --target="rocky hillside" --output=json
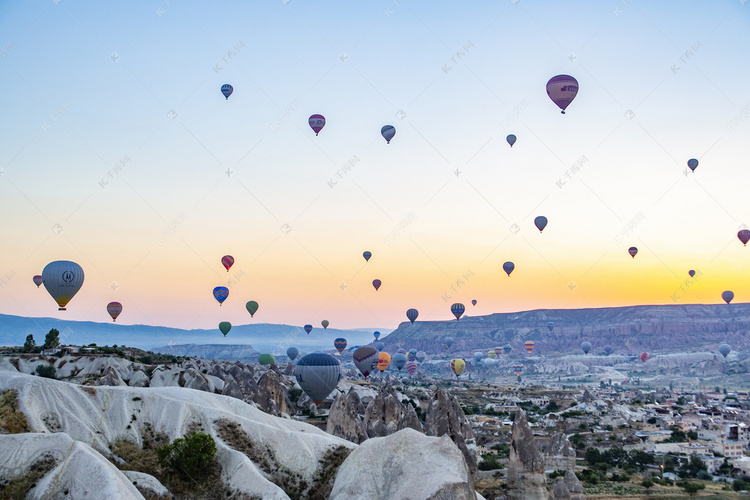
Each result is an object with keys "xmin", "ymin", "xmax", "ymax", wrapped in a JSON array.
[{"xmin": 382, "ymin": 303, "xmax": 750, "ymax": 355}]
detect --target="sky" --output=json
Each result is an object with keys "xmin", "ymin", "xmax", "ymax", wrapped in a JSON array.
[{"xmin": 1, "ymin": 1, "xmax": 749, "ymax": 332}]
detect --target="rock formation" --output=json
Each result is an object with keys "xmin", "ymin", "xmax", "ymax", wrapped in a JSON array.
[
  {"xmin": 327, "ymin": 387, "xmax": 368, "ymax": 443},
  {"xmin": 424, "ymin": 387, "xmax": 477, "ymax": 478},
  {"xmin": 541, "ymin": 432, "xmax": 576, "ymax": 471},
  {"xmin": 564, "ymin": 469, "xmax": 585, "ymax": 500},
  {"xmin": 505, "ymin": 409, "xmax": 547, "ymax": 500},
  {"xmin": 252, "ymin": 368, "xmax": 290, "ymax": 416},
  {"xmin": 97, "ymin": 366, "xmax": 125, "ymax": 386},
  {"xmin": 364, "ymin": 384, "xmax": 406, "ymax": 438}
]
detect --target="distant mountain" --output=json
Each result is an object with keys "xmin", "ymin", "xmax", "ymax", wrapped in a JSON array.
[
  {"xmin": 379, "ymin": 303, "xmax": 750, "ymax": 356},
  {"xmin": 0, "ymin": 314, "xmax": 388, "ymax": 353},
  {"xmin": 150, "ymin": 344, "xmax": 261, "ymax": 361}
]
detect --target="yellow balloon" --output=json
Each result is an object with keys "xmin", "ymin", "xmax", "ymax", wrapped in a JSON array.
[
  {"xmin": 450, "ymin": 358, "xmax": 465, "ymax": 377},
  {"xmin": 377, "ymin": 352, "xmax": 391, "ymax": 372}
]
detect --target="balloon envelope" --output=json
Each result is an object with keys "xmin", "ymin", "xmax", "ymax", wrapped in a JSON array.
[
  {"xmin": 687, "ymin": 158, "xmax": 699, "ymax": 172},
  {"xmin": 408, "ymin": 348, "xmax": 417, "ymax": 361},
  {"xmin": 107, "ymin": 302, "xmax": 123, "ymax": 322},
  {"xmin": 363, "ymin": 251, "xmax": 372, "ymax": 262},
  {"xmin": 581, "ymin": 341, "xmax": 592, "ymax": 355},
  {"xmin": 286, "ymin": 347, "xmax": 299, "ymax": 361},
  {"xmin": 220, "ymin": 84, "xmax": 233, "ymax": 99},
  {"xmin": 547, "ymin": 321, "xmax": 555, "ymax": 332},
  {"xmin": 639, "ymin": 352, "xmax": 649, "ymax": 363},
  {"xmin": 416, "ymin": 351, "xmax": 426, "ymax": 362},
  {"xmin": 534, "ymin": 216, "xmax": 548, "ymax": 232},
  {"xmin": 444, "ymin": 336, "xmax": 454, "ymax": 348},
  {"xmin": 372, "ymin": 279, "xmax": 382, "ymax": 291},
  {"xmin": 376, "ymin": 341, "xmax": 385, "ymax": 352},
  {"xmin": 487, "ymin": 350, "xmax": 497, "ymax": 359},
  {"xmin": 381, "ymin": 125, "xmax": 396, "ymax": 143},
  {"xmin": 322, "ymin": 320, "xmax": 330, "ymax": 329},
  {"xmin": 294, "ymin": 352, "xmax": 341, "ymax": 404},
  {"xmin": 503, "ymin": 261, "xmax": 515, "ymax": 276},
  {"xmin": 406, "ymin": 308, "xmax": 419, "ymax": 324},
  {"xmin": 471, "ymin": 299, "xmax": 477, "ymax": 306},
  {"xmin": 221, "ymin": 255, "xmax": 234, "ymax": 271},
  {"xmin": 503, "ymin": 346, "xmax": 512, "ymax": 355},
  {"xmin": 219, "ymin": 322, "xmax": 232, "ymax": 336},
  {"xmin": 482, "ymin": 358, "xmax": 497, "ymax": 367},
  {"xmin": 512, "ymin": 363, "xmax": 524, "ymax": 375},
  {"xmin": 213, "ymin": 287, "xmax": 229, "ymax": 305},
  {"xmin": 688, "ymin": 270, "xmax": 696, "ymax": 278},
  {"xmin": 738, "ymin": 230, "xmax": 750, "ymax": 246},
  {"xmin": 259, "ymin": 353, "xmax": 275, "ymax": 366},
  {"xmin": 246, "ymin": 301, "xmax": 259, "ymax": 317},
  {"xmin": 33, "ymin": 275, "xmax": 43, "ymax": 288},
  {"xmin": 308, "ymin": 114, "xmax": 326, "ymax": 135},
  {"xmin": 506, "ymin": 134, "xmax": 516, "ymax": 147},
  {"xmin": 393, "ymin": 352, "xmax": 407, "ymax": 371},
  {"xmin": 353, "ymin": 346, "xmax": 379, "ymax": 378},
  {"xmin": 603, "ymin": 345, "xmax": 613, "ymax": 355},
  {"xmin": 304, "ymin": 324, "xmax": 313, "ymax": 334},
  {"xmin": 524, "ymin": 341, "xmax": 535, "ymax": 354},
  {"xmin": 451, "ymin": 303, "xmax": 465, "ymax": 320},
  {"xmin": 373, "ymin": 331, "xmax": 380, "ymax": 340},
  {"xmin": 405, "ymin": 361, "xmax": 418, "ymax": 376},
  {"xmin": 719, "ymin": 344, "xmax": 731, "ymax": 358},
  {"xmin": 546, "ymin": 74, "xmax": 578, "ymax": 113},
  {"xmin": 474, "ymin": 351, "xmax": 484, "ymax": 362},
  {"xmin": 334, "ymin": 338, "xmax": 347, "ymax": 354},
  {"xmin": 722, "ymin": 291, "xmax": 734, "ymax": 304},
  {"xmin": 42, "ymin": 261, "xmax": 84, "ymax": 310},
  {"xmin": 450, "ymin": 359, "xmax": 466, "ymax": 377},
  {"xmin": 628, "ymin": 247, "xmax": 638, "ymax": 258},
  {"xmin": 378, "ymin": 352, "xmax": 391, "ymax": 372}
]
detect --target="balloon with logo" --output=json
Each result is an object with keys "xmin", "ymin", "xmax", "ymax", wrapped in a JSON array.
[
  {"xmin": 308, "ymin": 114, "xmax": 326, "ymax": 135},
  {"xmin": 107, "ymin": 302, "xmax": 123, "ymax": 322},
  {"xmin": 581, "ymin": 341, "xmax": 592, "ymax": 355},
  {"xmin": 381, "ymin": 125, "xmax": 396, "ymax": 144},
  {"xmin": 628, "ymin": 247, "xmax": 638, "ymax": 259},
  {"xmin": 378, "ymin": 352, "xmax": 391, "ymax": 372},
  {"xmin": 687, "ymin": 158, "xmax": 698, "ymax": 172},
  {"xmin": 503, "ymin": 261, "xmax": 515, "ymax": 276},
  {"xmin": 451, "ymin": 303, "xmax": 465, "ymax": 320},
  {"xmin": 221, "ymin": 255, "xmax": 234, "ymax": 272},
  {"xmin": 524, "ymin": 341, "xmax": 535, "ymax": 354},
  {"xmin": 372, "ymin": 279, "xmax": 382, "ymax": 291},
  {"xmin": 363, "ymin": 251, "xmax": 372, "ymax": 262},
  {"xmin": 719, "ymin": 344, "xmax": 731, "ymax": 358},
  {"xmin": 393, "ymin": 352, "xmax": 407, "ymax": 372},
  {"xmin": 220, "ymin": 84, "xmax": 233, "ymax": 100},
  {"xmin": 416, "ymin": 351, "xmax": 426, "ymax": 362},
  {"xmin": 321, "ymin": 320, "xmax": 329, "ymax": 329},
  {"xmin": 334, "ymin": 338, "xmax": 347, "ymax": 354},
  {"xmin": 405, "ymin": 361, "xmax": 418, "ymax": 376},
  {"xmin": 259, "ymin": 353, "xmax": 275, "ymax": 366},
  {"xmin": 376, "ymin": 341, "xmax": 385, "ymax": 351},
  {"xmin": 33, "ymin": 275, "xmax": 43, "ymax": 288},
  {"xmin": 639, "ymin": 352, "xmax": 649, "ymax": 363},
  {"xmin": 450, "ymin": 358, "xmax": 465, "ymax": 377},
  {"xmin": 42, "ymin": 260, "xmax": 84, "ymax": 311},
  {"xmin": 546, "ymin": 74, "xmax": 578, "ymax": 114},
  {"xmin": 406, "ymin": 308, "xmax": 419, "ymax": 324},
  {"xmin": 246, "ymin": 301, "xmax": 259, "ymax": 317},
  {"xmin": 286, "ymin": 347, "xmax": 299, "ymax": 361},
  {"xmin": 722, "ymin": 291, "xmax": 734, "ymax": 304},
  {"xmin": 304, "ymin": 324, "xmax": 313, "ymax": 334},
  {"xmin": 738, "ymin": 230, "xmax": 750, "ymax": 246},
  {"xmin": 506, "ymin": 134, "xmax": 516, "ymax": 147},
  {"xmin": 213, "ymin": 286, "xmax": 229, "ymax": 306},
  {"xmin": 294, "ymin": 352, "xmax": 341, "ymax": 405},
  {"xmin": 353, "ymin": 346, "xmax": 379, "ymax": 379},
  {"xmin": 534, "ymin": 216, "xmax": 548, "ymax": 233}
]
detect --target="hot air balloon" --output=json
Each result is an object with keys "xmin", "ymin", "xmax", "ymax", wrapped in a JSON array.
[
  {"xmin": 42, "ymin": 261, "xmax": 84, "ymax": 311},
  {"xmin": 363, "ymin": 251, "xmax": 372, "ymax": 262},
  {"xmin": 373, "ymin": 331, "xmax": 381, "ymax": 341},
  {"xmin": 506, "ymin": 134, "xmax": 516, "ymax": 147},
  {"xmin": 603, "ymin": 345, "xmax": 613, "ymax": 356},
  {"xmin": 639, "ymin": 352, "xmax": 649, "ymax": 363},
  {"xmin": 503, "ymin": 346, "xmax": 511, "ymax": 355},
  {"xmin": 381, "ymin": 125, "xmax": 396, "ymax": 144},
  {"xmin": 444, "ymin": 337, "xmax": 454, "ymax": 348},
  {"xmin": 416, "ymin": 351, "xmax": 426, "ymax": 362},
  {"xmin": 106, "ymin": 302, "xmax": 123, "ymax": 322},
  {"xmin": 221, "ymin": 255, "xmax": 234, "ymax": 272},
  {"xmin": 219, "ymin": 322, "xmax": 232, "ymax": 337},
  {"xmin": 546, "ymin": 74, "xmax": 578, "ymax": 114},
  {"xmin": 334, "ymin": 338, "xmax": 347, "ymax": 354},
  {"xmin": 393, "ymin": 352, "xmax": 407, "ymax": 371},
  {"xmin": 534, "ymin": 216, "xmax": 548, "ymax": 233},
  {"xmin": 304, "ymin": 324, "xmax": 313, "ymax": 334},
  {"xmin": 524, "ymin": 341, "xmax": 535, "ymax": 354},
  {"xmin": 405, "ymin": 361, "xmax": 418, "ymax": 376},
  {"xmin": 286, "ymin": 347, "xmax": 299, "ymax": 361},
  {"xmin": 450, "ymin": 358, "xmax": 466, "ymax": 377},
  {"xmin": 722, "ymin": 291, "xmax": 734, "ymax": 304},
  {"xmin": 372, "ymin": 279, "xmax": 382, "ymax": 291},
  {"xmin": 213, "ymin": 286, "xmax": 229, "ymax": 306},
  {"xmin": 719, "ymin": 344, "xmax": 731, "ymax": 358},
  {"xmin": 512, "ymin": 363, "xmax": 524, "ymax": 376},
  {"xmin": 376, "ymin": 341, "xmax": 385, "ymax": 351},
  {"xmin": 482, "ymin": 358, "xmax": 497, "ymax": 368},
  {"xmin": 321, "ymin": 320, "xmax": 329, "ymax": 329},
  {"xmin": 308, "ymin": 114, "xmax": 326, "ymax": 135},
  {"xmin": 503, "ymin": 262, "xmax": 515, "ymax": 276},
  {"xmin": 396, "ymin": 348, "xmax": 407, "ymax": 355},
  {"xmin": 628, "ymin": 247, "xmax": 638, "ymax": 258},
  {"xmin": 687, "ymin": 158, "xmax": 698, "ymax": 172},
  {"xmin": 408, "ymin": 348, "xmax": 418, "ymax": 360},
  {"xmin": 547, "ymin": 321, "xmax": 555, "ymax": 332},
  {"xmin": 471, "ymin": 299, "xmax": 477, "ymax": 306},
  {"xmin": 353, "ymin": 346, "xmax": 379, "ymax": 378},
  {"xmin": 245, "ymin": 301, "xmax": 259, "ymax": 317},
  {"xmin": 487, "ymin": 350, "xmax": 497, "ymax": 359},
  {"xmin": 220, "ymin": 84, "xmax": 233, "ymax": 100},
  {"xmin": 378, "ymin": 352, "xmax": 391, "ymax": 372},
  {"xmin": 451, "ymin": 303, "xmax": 465, "ymax": 320},
  {"xmin": 33, "ymin": 275, "xmax": 43, "ymax": 288},
  {"xmin": 406, "ymin": 308, "xmax": 419, "ymax": 324},
  {"xmin": 294, "ymin": 352, "xmax": 341, "ymax": 405},
  {"xmin": 474, "ymin": 351, "xmax": 484, "ymax": 362},
  {"xmin": 738, "ymin": 230, "xmax": 750, "ymax": 246},
  {"xmin": 259, "ymin": 353, "xmax": 275, "ymax": 366},
  {"xmin": 688, "ymin": 270, "xmax": 696, "ymax": 278},
  {"xmin": 581, "ymin": 341, "xmax": 592, "ymax": 355}
]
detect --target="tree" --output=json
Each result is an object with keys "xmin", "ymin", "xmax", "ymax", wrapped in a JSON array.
[
  {"xmin": 628, "ymin": 450, "xmax": 654, "ymax": 469},
  {"xmin": 679, "ymin": 454, "xmax": 707, "ymax": 478},
  {"xmin": 157, "ymin": 432, "xmax": 216, "ymax": 477},
  {"xmin": 687, "ymin": 430, "xmax": 698, "ymax": 440},
  {"xmin": 641, "ymin": 479, "xmax": 654, "ymax": 494},
  {"xmin": 585, "ymin": 447, "xmax": 602, "ymax": 466},
  {"xmin": 43, "ymin": 328, "xmax": 60, "ymax": 349},
  {"xmin": 678, "ymin": 481, "xmax": 705, "ymax": 496},
  {"xmin": 23, "ymin": 334, "xmax": 36, "ymax": 353},
  {"xmin": 35, "ymin": 364, "xmax": 56, "ymax": 379}
]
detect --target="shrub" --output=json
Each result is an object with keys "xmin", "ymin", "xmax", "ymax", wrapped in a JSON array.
[
  {"xmin": 35, "ymin": 364, "xmax": 56, "ymax": 379},
  {"xmin": 157, "ymin": 432, "xmax": 216, "ymax": 477}
]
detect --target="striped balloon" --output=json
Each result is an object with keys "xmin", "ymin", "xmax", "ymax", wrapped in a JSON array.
[
  {"xmin": 372, "ymin": 279, "xmax": 382, "ymax": 291},
  {"xmin": 221, "ymin": 255, "xmax": 234, "ymax": 272},
  {"xmin": 406, "ymin": 308, "xmax": 419, "ymax": 324},
  {"xmin": 381, "ymin": 125, "xmax": 396, "ymax": 144},
  {"xmin": 213, "ymin": 286, "xmax": 229, "ymax": 305},
  {"xmin": 107, "ymin": 302, "xmax": 123, "ymax": 322},
  {"xmin": 512, "ymin": 364, "xmax": 524, "ymax": 376},
  {"xmin": 294, "ymin": 352, "xmax": 341, "ymax": 404},
  {"xmin": 524, "ymin": 341, "xmax": 535, "ymax": 354},
  {"xmin": 308, "ymin": 114, "xmax": 326, "ymax": 135},
  {"xmin": 405, "ymin": 361, "xmax": 418, "ymax": 376},
  {"xmin": 353, "ymin": 346, "xmax": 379, "ymax": 379},
  {"xmin": 451, "ymin": 303, "xmax": 465, "ymax": 320},
  {"xmin": 334, "ymin": 338, "xmax": 347, "ymax": 354}
]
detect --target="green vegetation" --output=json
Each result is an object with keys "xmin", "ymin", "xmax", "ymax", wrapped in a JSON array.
[
  {"xmin": 0, "ymin": 453, "xmax": 57, "ymax": 499},
  {"xmin": 0, "ymin": 389, "xmax": 29, "ymax": 433},
  {"xmin": 677, "ymin": 480, "xmax": 705, "ymax": 496},
  {"xmin": 22, "ymin": 334, "xmax": 36, "ymax": 353},
  {"xmin": 43, "ymin": 329, "xmax": 60, "ymax": 350},
  {"xmin": 157, "ymin": 432, "xmax": 216, "ymax": 477},
  {"xmin": 478, "ymin": 454, "xmax": 503, "ymax": 471},
  {"xmin": 34, "ymin": 364, "xmax": 56, "ymax": 379}
]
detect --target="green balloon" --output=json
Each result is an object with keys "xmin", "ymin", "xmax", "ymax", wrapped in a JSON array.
[
  {"xmin": 246, "ymin": 301, "xmax": 259, "ymax": 317},
  {"xmin": 258, "ymin": 353, "xmax": 275, "ymax": 366},
  {"xmin": 219, "ymin": 321, "xmax": 231, "ymax": 336}
]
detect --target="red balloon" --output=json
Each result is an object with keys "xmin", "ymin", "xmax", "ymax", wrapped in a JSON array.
[
  {"xmin": 639, "ymin": 352, "xmax": 649, "ymax": 363},
  {"xmin": 221, "ymin": 255, "xmax": 234, "ymax": 272},
  {"xmin": 107, "ymin": 301, "xmax": 123, "ymax": 322}
]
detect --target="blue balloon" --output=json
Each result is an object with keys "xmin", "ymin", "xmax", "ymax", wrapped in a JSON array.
[
  {"xmin": 221, "ymin": 84, "xmax": 233, "ymax": 100},
  {"xmin": 506, "ymin": 134, "xmax": 517, "ymax": 147},
  {"xmin": 286, "ymin": 347, "xmax": 299, "ymax": 361},
  {"xmin": 503, "ymin": 261, "xmax": 515, "ymax": 276},
  {"xmin": 450, "ymin": 303, "xmax": 465, "ymax": 320},
  {"xmin": 304, "ymin": 324, "xmax": 313, "ymax": 334},
  {"xmin": 213, "ymin": 286, "xmax": 229, "ymax": 305},
  {"xmin": 376, "ymin": 341, "xmax": 385, "ymax": 351},
  {"xmin": 381, "ymin": 125, "xmax": 396, "ymax": 144},
  {"xmin": 373, "ymin": 331, "xmax": 380, "ymax": 340}
]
